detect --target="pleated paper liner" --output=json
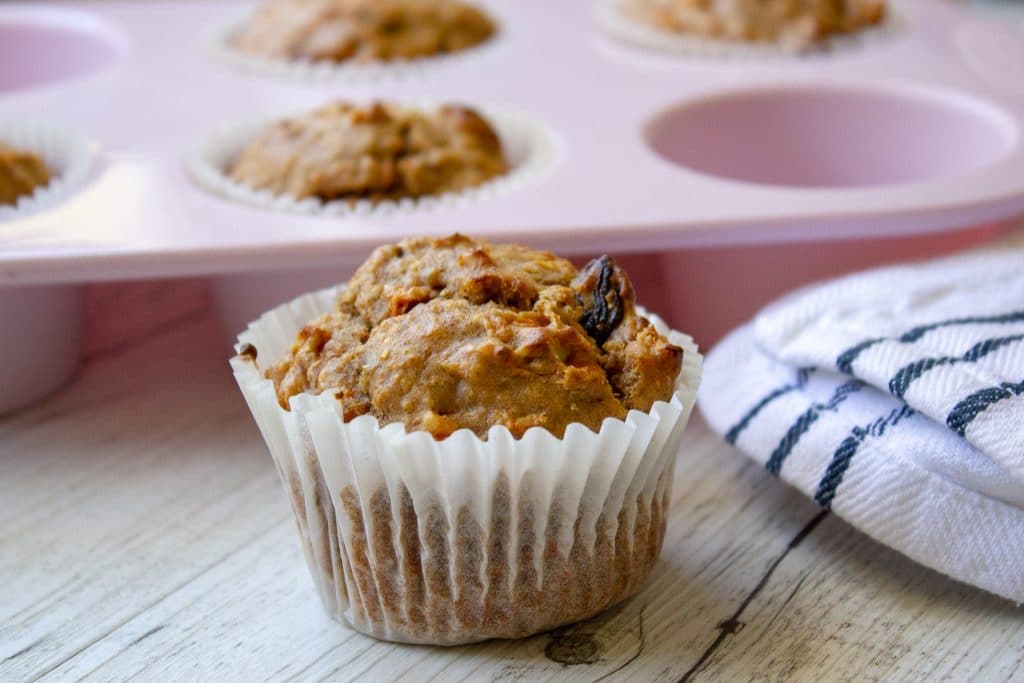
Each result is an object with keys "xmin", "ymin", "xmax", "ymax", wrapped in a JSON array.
[
  {"xmin": 0, "ymin": 122, "xmax": 94, "ymax": 222},
  {"xmin": 231, "ymin": 285, "xmax": 702, "ymax": 644}
]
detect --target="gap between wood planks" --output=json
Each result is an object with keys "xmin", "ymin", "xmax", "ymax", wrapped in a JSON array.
[{"xmin": 677, "ymin": 510, "xmax": 830, "ymax": 683}]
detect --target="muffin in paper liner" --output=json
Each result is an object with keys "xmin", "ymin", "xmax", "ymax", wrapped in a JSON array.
[
  {"xmin": 206, "ymin": 4, "xmax": 503, "ymax": 83},
  {"xmin": 0, "ymin": 122, "xmax": 93, "ymax": 221},
  {"xmin": 186, "ymin": 104, "xmax": 557, "ymax": 218},
  {"xmin": 594, "ymin": 0, "xmax": 905, "ymax": 59},
  {"xmin": 231, "ymin": 285, "xmax": 702, "ymax": 644}
]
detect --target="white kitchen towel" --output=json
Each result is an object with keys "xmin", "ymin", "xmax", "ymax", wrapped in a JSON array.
[{"xmin": 699, "ymin": 244, "xmax": 1024, "ymax": 603}]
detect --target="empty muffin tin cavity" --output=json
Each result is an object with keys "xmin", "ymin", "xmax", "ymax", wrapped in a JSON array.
[
  {"xmin": 0, "ymin": 6, "xmax": 127, "ymax": 93},
  {"xmin": 645, "ymin": 84, "xmax": 1018, "ymax": 188}
]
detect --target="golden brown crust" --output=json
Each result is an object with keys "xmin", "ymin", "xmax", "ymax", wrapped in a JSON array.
[
  {"xmin": 324, "ymin": 298, "xmax": 626, "ymax": 438},
  {"xmin": 265, "ymin": 308, "xmax": 370, "ymax": 405},
  {"xmin": 0, "ymin": 143, "xmax": 51, "ymax": 206},
  {"xmin": 623, "ymin": 0, "xmax": 886, "ymax": 49},
  {"xmin": 343, "ymin": 233, "xmax": 578, "ymax": 326},
  {"xmin": 229, "ymin": 102, "xmax": 508, "ymax": 202},
  {"xmin": 267, "ymin": 235, "xmax": 684, "ymax": 439},
  {"xmin": 232, "ymin": 0, "xmax": 495, "ymax": 63}
]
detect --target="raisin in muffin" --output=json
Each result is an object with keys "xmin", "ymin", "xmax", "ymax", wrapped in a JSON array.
[
  {"xmin": 232, "ymin": 235, "xmax": 701, "ymax": 644},
  {"xmin": 231, "ymin": 0, "xmax": 495, "ymax": 63},
  {"xmin": 0, "ymin": 143, "xmax": 51, "ymax": 206},
  {"xmin": 267, "ymin": 235, "xmax": 683, "ymax": 439},
  {"xmin": 622, "ymin": 0, "xmax": 886, "ymax": 50},
  {"xmin": 229, "ymin": 102, "xmax": 508, "ymax": 202}
]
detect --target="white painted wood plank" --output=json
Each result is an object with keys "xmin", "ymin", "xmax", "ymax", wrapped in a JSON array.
[{"xmin": 0, "ymin": 320, "xmax": 285, "ymax": 681}]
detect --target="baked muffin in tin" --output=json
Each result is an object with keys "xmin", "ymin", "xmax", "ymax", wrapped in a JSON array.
[
  {"xmin": 622, "ymin": 0, "xmax": 886, "ymax": 50},
  {"xmin": 229, "ymin": 102, "xmax": 508, "ymax": 203},
  {"xmin": 231, "ymin": 0, "xmax": 496, "ymax": 64},
  {"xmin": 0, "ymin": 143, "xmax": 52, "ymax": 206}
]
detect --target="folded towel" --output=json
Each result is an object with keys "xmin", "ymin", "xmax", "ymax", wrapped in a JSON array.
[{"xmin": 699, "ymin": 241, "xmax": 1024, "ymax": 603}]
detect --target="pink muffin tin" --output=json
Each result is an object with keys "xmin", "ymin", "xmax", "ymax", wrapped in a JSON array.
[{"xmin": 2, "ymin": 0, "xmax": 1024, "ymax": 412}]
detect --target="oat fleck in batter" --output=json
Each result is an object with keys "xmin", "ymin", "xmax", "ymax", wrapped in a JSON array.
[
  {"xmin": 0, "ymin": 143, "xmax": 51, "ymax": 206},
  {"xmin": 230, "ymin": 102, "xmax": 508, "ymax": 202},
  {"xmin": 267, "ymin": 235, "xmax": 684, "ymax": 438}
]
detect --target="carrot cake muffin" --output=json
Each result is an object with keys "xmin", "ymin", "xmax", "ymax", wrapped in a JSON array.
[
  {"xmin": 0, "ymin": 143, "xmax": 51, "ymax": 205},
  {"xmin": 267, "ymin": 234, "xmax": 684, "ymax": 439},
  {"xmin": 622, "ymin": 0, "xmax": 886, "ymax": 49},
  {"xmin": 229, "ymin": 102, "xmax": 508, "ymax": 202},
  {"xmin": 231, "ymin": 0, "xmax": 496, "ymax": 63}
]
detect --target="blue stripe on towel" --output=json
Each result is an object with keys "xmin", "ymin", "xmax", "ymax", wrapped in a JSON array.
[
  {"xmin": 888, "ymin": 335, "xmax": 1024, "ymax": 399},
  {"xmin": 724, "ymin": 368, "xmax": 814, "ymax": 445},
  {"xmin": 898, "ymin": 310, "xmax": 1024, "ymax": 342},
  {"xmin": 765, "ymin": 379, "xmax": 864, "ymax": 476},
  {"xmin": 837, "ymin": 339, "xmax": 883, "ymax": 374},
  {"xmin": 814, "ymin": 405, "xmax": 915, "ymax": 509},
  {"xmin": 835, "ymin": 310, "xmax": 1024, "ymax": 374},
  {"xmin": 946, "ymin": 379, "xmax": 1024, "ymax": 437}
]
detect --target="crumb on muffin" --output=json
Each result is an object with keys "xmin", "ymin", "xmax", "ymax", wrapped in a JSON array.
[
  {"xmin": 266, "ymin": 234, "xmax": 684, "ymax": 439},
  {"xmin": 231, "ymin": 0, "xmax": 496, "ymax": 63},
  {"xmin": 0, "ymin": 143, "xmax": 51, "ymax": 206},
  {"xmin": 229, "ymin": 102, "xmax": 508, "ymax": 202},
  {"xmin": 622, "ymin": 0, "xmax": 886, "ymax": 50}
]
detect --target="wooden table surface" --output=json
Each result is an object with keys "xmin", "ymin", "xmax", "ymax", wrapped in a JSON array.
[{"xmin": 2, "ymin": 291, "xmax": 1023, "ymax": 683}]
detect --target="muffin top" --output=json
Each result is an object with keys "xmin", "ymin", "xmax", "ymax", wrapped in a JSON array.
[
  {"xmin": 266, "ymin": 235, "xmax": 684, "ymax": 439},
  {"xmin": 231, "ymin": 0, "xmax": 495, "ymax": 63},
  {"xmin": 622, "ymin": 0, "xmax": 886, "ymax": 49},
  {"xmin": 230, "ymin": 101, "xmax": 508, "ymax": 202},
  {"xmin": 0, "ymin": 143, "xmax": 51, "ymax": 206}
]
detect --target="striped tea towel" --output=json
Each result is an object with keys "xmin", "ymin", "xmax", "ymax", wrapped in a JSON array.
[{"xmin": 699, "ymin": 243, "xmax": 1024, "ymax": 603}]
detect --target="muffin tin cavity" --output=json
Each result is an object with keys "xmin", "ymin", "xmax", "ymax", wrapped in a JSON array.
[
  {"xmin": 0, "ymin": 6, "xmax": 126, "ymax": 93},
  {"xmin": 645, "ymin": 85, "xmax": 1018, "ymax": 188}
]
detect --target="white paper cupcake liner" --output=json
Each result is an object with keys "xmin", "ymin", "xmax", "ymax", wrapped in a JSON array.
[
  {"xmin": 207, "ymin": 4, "xmax": 504, "ymax": 83},
  {"xmin": 0, "ymin": 122, "xmax": 93, "ymax": 221},
  {"xmin": 231, "ymin": 284, "xmax": 702, "ymax": 644},
  {"xmin": 595, "ymin": 0, "xmax": 905, "ymax": 59},
  {"xmin": 186, "ymin": 103, "xmax": 558, "ymax": 218}
]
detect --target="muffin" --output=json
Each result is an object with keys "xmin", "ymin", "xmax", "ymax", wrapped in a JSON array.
[
  {"xmin": 0, "ymin": 143, "xmax": 51, "ymax": 206},
  {"xmin": 232, "ymin": 235, "xmax": 702, "ymax": 644},
  {"xmin": 229, "ymin": 102, "xmax": 508, "ymax": 202},
  {"xmin": 621, "ymin": 0, "xmax": 886, "ymax": 50},
  {"xmin": 231, "ymin": 0, "xmax": 496, "ymax": 63},
  {"xmin": 268, "ymin": 235, "xmax": 684, "ymax": 438}
]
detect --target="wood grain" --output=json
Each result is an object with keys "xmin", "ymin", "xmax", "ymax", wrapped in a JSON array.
[{"xmin": 1, "ymin": 295, "xmax": 1022, "ymax": 682}]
